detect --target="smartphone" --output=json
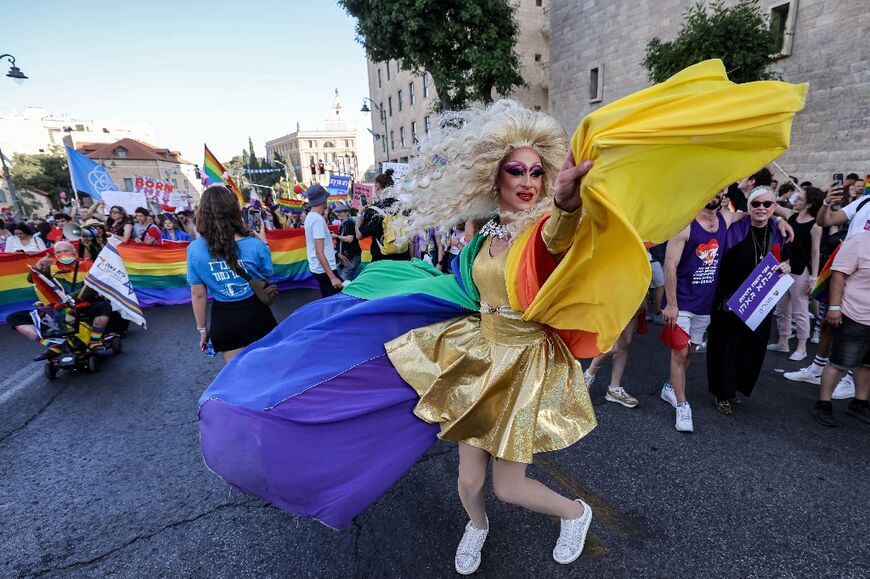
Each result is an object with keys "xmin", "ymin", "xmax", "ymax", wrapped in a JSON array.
[
  {"xmin": 360, "ymin": 194, "xmax": 367, "ymax": 206},
  {"xmin": 833, "ymin": 173, "xmax": 844, "ymax": 186}
]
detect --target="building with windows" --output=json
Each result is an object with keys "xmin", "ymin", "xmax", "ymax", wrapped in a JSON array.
[
  {"xmin": 76, "ymin": 138, "xmax": 202, "ymax": 203},
  {"xmin": 0, "ymin": 107, "xmax": 154, "ymax": 156},
  {"xmin": 264, "ymin": 92, "xmax": 375, "ymax": 185},
  {"xmin": 364, "ymin": 0, "xmax": 552, "ymax": 166},
  {"xmin": 549, "ymin": 0, "xmax": 868, "ymax": 185}
]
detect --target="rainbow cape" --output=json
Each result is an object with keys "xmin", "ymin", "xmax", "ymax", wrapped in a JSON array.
[
  {"xmin": 203, "ymin": 144, "xmax": 245, "ymax": 206},
  {"xmin": 198, "ymin": 59, "xmax": 808, "ymax": 530}
]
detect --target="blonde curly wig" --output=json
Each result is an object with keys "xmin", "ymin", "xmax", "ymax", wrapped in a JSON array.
[{"xmin": 387, "ymin": 100, "xmax": 568, "ymax": 242}]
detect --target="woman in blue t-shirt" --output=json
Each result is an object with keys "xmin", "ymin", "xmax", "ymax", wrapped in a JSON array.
[{"xmin": 187, "ymin": 185, "xmax": 277, "ymax": 362}]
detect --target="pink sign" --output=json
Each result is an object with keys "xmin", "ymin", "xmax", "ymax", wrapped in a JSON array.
[
  {"xmin": 135, "ymin": 175, "xmax": 175, "ymax": 205},
  {"xmin": 352, "ymin": 183, "xmax": 373, "ymax": 209}
]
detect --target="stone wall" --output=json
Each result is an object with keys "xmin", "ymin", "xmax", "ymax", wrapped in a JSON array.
[{"xmin": 549, "ymin": 0, "xmax": 868, "ymax": 186}]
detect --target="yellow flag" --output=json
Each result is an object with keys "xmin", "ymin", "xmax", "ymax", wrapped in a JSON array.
[{"xmin": 514, "ymin": 59, "xmax": 807, "ymax": 353}]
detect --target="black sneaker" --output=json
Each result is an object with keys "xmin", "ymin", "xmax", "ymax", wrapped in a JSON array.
[
  {"xmin": 33, "ymin": 349, "xmax": 60, "ymax": 361},
  {"xmin": 813, "ymin": 401, "xmax": 837, "ymax": 427},
  {"xmin": 844, "ymin": 400, "xmax": 870, "ymax": 425}
]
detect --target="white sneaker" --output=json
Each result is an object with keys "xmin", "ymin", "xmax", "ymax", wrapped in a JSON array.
[
  {"xmin": 675, "ymin": 403, "xmax": 694, "ymax": 432},
  {"xmin": 810, "ymin": 326, "xmax": 821, "ymax": 344},
  {"xmin": 766, "ymin": 343, "xmax": 789, "ymax": 352},
  {"xmin": 583, "ymin": 369, "xmax": 595, "ymax": 387},
  {"xmin": 783, "ymin": 364, "xmax": 822, "ymax": 385},
  {"xmin": 788, "ymin": 350, "xmax": 808, "ymax": 362},
  {"xmin": 832, "ymin": 375, "xmax": 855, "ymax": 400},
  {"xmin": 605, "ymin": 386, "xmax": 639, "ymax": 408},
  {"xmin": 553, "ymin": 499, "xmax": 593, "ymax": 564},
  {"xmin": 695, "ymin": 341, "xmax": 707, "ymax": 353},
  {"xmin": 455, "ymin": 518, "xmax": 488, "ymax": 575},
  {"xmin": 660, "ymin": 382, "xmax": 678, "ymax": 408}
]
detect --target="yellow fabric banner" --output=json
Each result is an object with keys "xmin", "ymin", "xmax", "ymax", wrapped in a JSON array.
[{"xmin": 512, "ymin": 59, "xmax": 807, "ymax": 353}]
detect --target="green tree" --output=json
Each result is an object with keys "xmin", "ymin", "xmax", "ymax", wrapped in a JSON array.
[
  {"xmin": 642, "ymin": 0, "xmax": 780, "ymax": 84},
  {"xmin": 9, "ymin": 151, "xmax": 71, "ymax": 198},
  {"xmin": 338, "ymin": 0, "xmax": 525, "ymax": 110}
]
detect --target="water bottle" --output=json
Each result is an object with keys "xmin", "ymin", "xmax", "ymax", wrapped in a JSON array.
[{"xmin": 203, "ymin": 339, "xmax": 217, "ymax": 358}]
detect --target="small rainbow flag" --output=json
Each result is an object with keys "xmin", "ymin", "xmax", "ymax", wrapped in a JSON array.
[
  {"xmin": 810, "ymin": 244, "xmax": 841, "ymax": 303},
  {"xmin": 277, "ymin": 197, "xmax": 304, "ymax": 212},
  {"xmin": 726, "ymin": 198, "xmax": 736, "ymax": 213},
  {"xmin": 203, "ymin": 144, "xmax": 245, "ymax": 206}
]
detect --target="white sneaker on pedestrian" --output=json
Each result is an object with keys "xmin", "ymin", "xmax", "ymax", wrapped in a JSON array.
[
  {"xmin": 832, "ymin": 375, "xmax": 855, "ymax": 400},
  {"xmin": 788, "ymin": 350, "xmax": 808, "ymax": 362},
  {"xmin": 675, "ymin": 403, "xmax": 694, "ymax": 432},
  {"xmin": 583, "ymin": 369, "xmax": 595, "ymax": 388},
  {"xmin": 455, "ymin": 518, "xmax": 488, "ymax": 575},
  {"xmin": 766, "ymin": 343, "xmax": 789, "ymax": 352},
  {"xmin": 605, "ymin": 386, "xmax": 639, "ymax": 408},
  {"xmin": 695, "ymin": 341, "xmax": 707, "ymax": 353},
  {"xmin": 553, "ymin": 499, "xmax": 592, "ymax": 564},
  {"xmin": 660, "ymin": 382, "xmax": 678, "ymax": 408},
  {"xmin": 783, "ymin": 364, "xmax": 822, "ymax": 385},
  {"xmin": 810, "ymin": 326, "xmax": 821, "ymax": 344}
]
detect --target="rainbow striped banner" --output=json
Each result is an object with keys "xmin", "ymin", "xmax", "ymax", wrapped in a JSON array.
[
  {"xmin": 0, "ymin": 252, "xmax": 91, "ymax": 324},
  {"xmin": 1, "ymin": 230, "xmax": 372, "ymax": 323}
]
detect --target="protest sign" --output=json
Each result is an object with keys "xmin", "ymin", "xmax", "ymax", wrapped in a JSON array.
[
  {"xmin": 135, "ymin": 175, "xmax": 176, "ymax": 206},
  {"xmin": 101, "ymin": 191, "xmax": 148, "ymax": 215},
  {"xmin": 726, "ymin": 253, "xmax": 793, "ymax": 331},
  {"xmin": 382, "ymin": 162, "xmax": 410, "ymax": 180},
  {"xmin": 352, "ymin": 183, "xmax": 373, "ymax": 208}
]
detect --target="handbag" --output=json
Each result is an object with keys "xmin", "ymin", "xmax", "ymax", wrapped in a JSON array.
[{"xmin": 236, "ymin": 268, "xmax": 278, "ymax": 306}]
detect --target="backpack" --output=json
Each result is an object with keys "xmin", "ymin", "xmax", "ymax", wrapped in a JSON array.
[{"xmin": 370, "ymin": 206, "xmax": 409, "ymax": 255}]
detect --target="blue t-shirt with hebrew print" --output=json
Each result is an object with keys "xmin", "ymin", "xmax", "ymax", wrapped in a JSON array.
[{"xmin": 186, "ymin": 237, "xmax": 273, "ymax": 302}]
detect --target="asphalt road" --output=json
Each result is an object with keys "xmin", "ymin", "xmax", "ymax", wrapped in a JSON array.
[{"xmin": 1, "ymin": 290, "xmax": 868, "ymax": 578}]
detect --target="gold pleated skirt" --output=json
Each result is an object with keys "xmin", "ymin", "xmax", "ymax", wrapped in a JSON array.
[{"xmin": 385, "ymin": 312, "xmax": 597, "ymax": 463}]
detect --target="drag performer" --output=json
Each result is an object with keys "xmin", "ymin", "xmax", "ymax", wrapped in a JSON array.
[{"xmin": 197, "ymin": 61, "xmax": 806, "ymax": 574}]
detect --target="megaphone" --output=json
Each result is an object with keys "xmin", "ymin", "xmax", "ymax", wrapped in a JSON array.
[{"xmin": 63, "ymin": 222, "xmax": 97, "ymax": 240}]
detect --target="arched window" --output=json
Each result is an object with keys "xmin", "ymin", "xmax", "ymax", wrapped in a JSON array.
[{"xmin": 323, "ymin": 141, "xmax": 335, "ymax": 148}]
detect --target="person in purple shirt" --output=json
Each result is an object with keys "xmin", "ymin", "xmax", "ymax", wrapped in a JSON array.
[{"xmin": 660, "ymin": 188, "xmax": 794, "ymax": 431}]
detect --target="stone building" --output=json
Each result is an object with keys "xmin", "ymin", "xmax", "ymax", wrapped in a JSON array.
[
  {"xmin": 264, "ymin": 92, "xmax": 375, "ymax": 185},
  {"xmin": 549, "ymin": 0, "xmax": 868, "ymax": 186},
  {"xmin": 0, "ymin": 107, "xmax": 154, "ymax": 156},
  {"xmin": 364, "ymin": 0, "xmax": 552, "ymax": 166},
  {"xmin": 76, "ymin": 138, "xmax": 202, "ymax": 204}
]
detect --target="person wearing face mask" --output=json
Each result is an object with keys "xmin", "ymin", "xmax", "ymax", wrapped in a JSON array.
[
  {"xmin": 5, "ymin": 241, "xmax": 113, "ymax": 360},
  {"xmin": 706, "ymin": 186, "xmax": 792, "ymax": 415}
]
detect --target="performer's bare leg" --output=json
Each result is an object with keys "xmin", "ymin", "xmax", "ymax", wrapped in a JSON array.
[
  {"xmin": 457, "ymin": 442, "xmax": 489, "ymax": 529},
  {"xmin": 491, "ymin": 458, "xmax": 583, "ymax": 519}
]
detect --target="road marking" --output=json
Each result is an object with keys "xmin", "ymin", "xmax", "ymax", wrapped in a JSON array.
[
  {"xmin": 0, "ymin": 362, "xmax": 44, "ymax": 406},
  {"xmin": 535, "ymin": 454, "xmax": 642, "ymax": 557}
]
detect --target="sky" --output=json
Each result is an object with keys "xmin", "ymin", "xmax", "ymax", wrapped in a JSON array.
[{"xmin": 1, "ymin": 0, "xmax": 372, "ymax": 163}]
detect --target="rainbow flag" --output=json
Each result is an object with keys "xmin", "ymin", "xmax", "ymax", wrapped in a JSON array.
[
  {"xmin": 0, "ymin": 251, "xmax": 92, "ymax": 323},
  {"xmin": 203, "ymin": 144, "xmax": 245, "ymax": 206},
  {"xmin": 1, "ymin": 232, "xmax": 371, "ymax": 322},
  {"xmin": 277, "ymin": 197, "xmax": 304, "ymax": 212},
  {"xmin": 810, "ymin": 244, "xmax": 841, "ymax": 303}
]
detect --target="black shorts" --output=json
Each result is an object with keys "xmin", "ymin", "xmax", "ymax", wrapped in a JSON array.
[
  {"xmin": 210, "ymin": 295, "xmax": 277, "ymax": 352},
  {"xmin": 829, "ymin": 315, "xmax": 870, "ymax": 371}
]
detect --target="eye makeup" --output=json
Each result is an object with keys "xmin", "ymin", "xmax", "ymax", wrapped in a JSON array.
[{"xmin": 502, "ymin": 161, "xmax": 544, "ymax": 178}]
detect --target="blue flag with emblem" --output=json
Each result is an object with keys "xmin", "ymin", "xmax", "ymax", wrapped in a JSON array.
[{"xmin": 65, "ymin": 146, "xmax": 118, "ymax": 201}]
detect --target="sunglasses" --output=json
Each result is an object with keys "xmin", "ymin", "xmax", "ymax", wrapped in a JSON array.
[{"xmin": 750, "ymin": 200, "xmax": 775, "ymax": 208}]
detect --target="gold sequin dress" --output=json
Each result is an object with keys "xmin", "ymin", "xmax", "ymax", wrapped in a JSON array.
[{"xmin": 385, "ymin": 208, "xmax": 596, "ymax": 463}]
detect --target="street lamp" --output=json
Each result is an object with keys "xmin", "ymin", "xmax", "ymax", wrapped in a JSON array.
[
  {"xmin": 1, "ymin": 54, "xmax": 28, "ymax": 85},
  {"xmin": 273, "ymin": 159, "xmax": 290, "ymax": 183},
  {"xmin": 361, "ymin": 98, "xmax": 388, "ymax": 160}
]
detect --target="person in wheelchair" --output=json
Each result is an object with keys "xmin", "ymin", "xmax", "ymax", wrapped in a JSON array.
[{"xmin": 7, "ymin": 241, "xmax": 113, "ymax": 361}]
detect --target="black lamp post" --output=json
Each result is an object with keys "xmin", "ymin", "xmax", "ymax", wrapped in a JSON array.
[
  {"xmin": 360, "ymin": 98, "xmax": 388, "ymax": 161},
  {"xmin": 1, "ymin": 54, "xmax": 28, "ymax": 85}
]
